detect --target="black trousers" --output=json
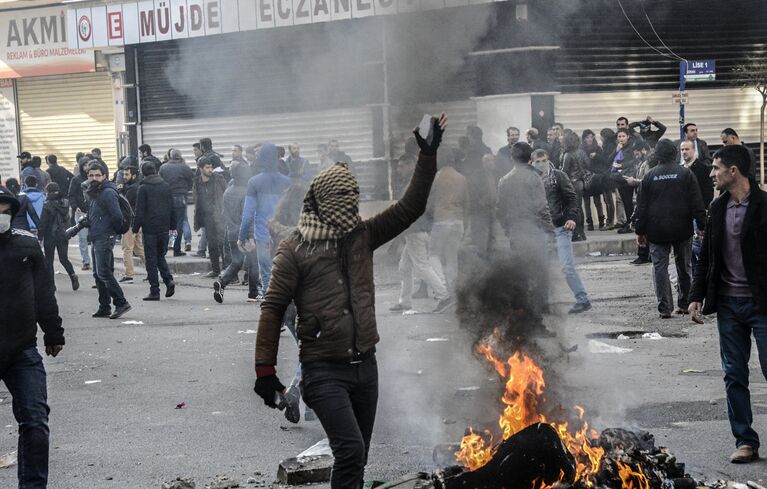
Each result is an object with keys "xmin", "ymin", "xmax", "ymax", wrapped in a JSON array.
[
  {"xmin": 617, "ymin": 185, "xmax": 635, "ymax": 228},
  {"xmin": 302, "ymin": 357, "xmax": 378, "ymax": 489},
  {"xmin": 203, "ymin": 222, "xmax": 224, "ymax": 273},
  {"xmin": 143, "ymin": 232, "xmax": 174, "ymax": 295},
  {"xmin": 220, "ymin": 240, "xmax": 261, "ymax": 296},
  {"xmin": 43, "ymin": 237, "xmax": 75, "ymax": 278}
]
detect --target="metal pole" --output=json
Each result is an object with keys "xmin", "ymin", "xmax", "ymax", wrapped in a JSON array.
[
  {"xmin": 679, "ymin": 60, "xmax": 686, "ymax": 140},
  {"xmin": 382, "ymin": 18, "xmax": 393, "ymax": 201}
]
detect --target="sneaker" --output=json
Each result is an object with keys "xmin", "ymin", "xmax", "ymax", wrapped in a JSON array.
[
  {"xmin": 110, "ymin": 303, "xmax": 132, "ymax": 319},
  {"xmin": 204, "ymin": 270, "xmax": 220, "ymax": 279},
  {"xmin": 70, "ymin": 274, "xmax": 80, "ymax": 291},
  {"xmin": 568, "ymin": 302, "xmax": 592, "ymax": 314},
  {"xmin": 185, "ymin": 243, "xmax": 192, "ymax": 252},
  {"xmin": 630, "ymin": 257, "xmax": 651, "ymax": 265},
  {"xmin": 433, "ymin": 297, "xmax": 455, "ymax": 314},
  {"xmin": 247, "ymin": 296, "xmax": 258, "ymax": 303},
  {"xmin": 598, "ymin": 223, "xmax": 605, "ymax": 230},
  {"xmin": 571, "ymin": 234, "xmax": 587, "ymax": 242},
  {"xmin": 730, "ymin": 445, "xmax": 759, "ymax": 463},
  {"xmin": 389, "ymin": 303, "xmax": 411, "ymax": 312},
  {"xmin": 119, "ymin": 276, "xmax": 134, "ymax": 283},
  {"xmin": 92, "ymin": 309, "xmax": 111, "ymax": 318},
  {"xmin": 617, "ymin": 226, "xmax": 633, "ymax": 234},
  {"xmin": 587, "ymin": 224, "xmax": 594, "ymax": 231},
  {"xmin": 82, "ymin": 263, "xmax": 91, "ymax": 271},
  {"xmin": 165, "ymin": 281, "xmax": 176, "ymax": 298},
  {"xmin": 143, "ymin": 294, "xmax": 160, "ymax": 301},
  {"xmin": 173, "ymin": 251, "xmax": 187, "ymax": 257},
  {"xmin": 213, "ymin": 281, "xmax": 224, "ymax": 304}
]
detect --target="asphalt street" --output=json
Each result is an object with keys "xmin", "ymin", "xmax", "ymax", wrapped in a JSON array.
[{"xmin": 2, "ymin": 247, "xmax": 767, "ymax": 488}]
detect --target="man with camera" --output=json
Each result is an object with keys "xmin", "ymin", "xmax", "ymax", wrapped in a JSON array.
[{"xmin": 81, "ymin": 162, "xmax": 132, "ymax": 319}]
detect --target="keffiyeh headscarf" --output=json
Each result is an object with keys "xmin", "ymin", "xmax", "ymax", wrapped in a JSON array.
[{"xmin": 297, "ymin": 162, "xmax": 361, "ymax": 243}]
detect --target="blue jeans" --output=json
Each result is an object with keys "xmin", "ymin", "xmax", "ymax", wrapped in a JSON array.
[
  {"xmin": 75, "ymin": 209, "xmax": 90, "ymax": 266},
  {"xmin": 91, "ymin": 236, "xmax": 127, "ymax": 310},
  {"xmin": 256, "ymin": 240, "xmax": 273, "ymax": 292},
  {"xmin": 172, "ymin": 195, "xmax": 191, "ymax": 254},
  {"xmin": 717, "ymin": 296, "xmax": 767, "ymax": 449},
  {"xmin": 301, "ymin": 357, "xmax": 378, "ymax": 489},
  {"xmin": 0, "ymin": 347, "xmax": 50, "ymax": 489},
  {"xmin": 554, "ymin": 227, "xmax": 589, "ymax": 304},
  {"xmin": 143, "ymin": 233, "xmax": 174, "ymax": 295},
  {"xmin": 220, "ymin": 241, "xmax": 261, "ymax": 296}
]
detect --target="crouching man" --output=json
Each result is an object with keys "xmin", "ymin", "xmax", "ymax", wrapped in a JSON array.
[
  {"xmin": 0, "ymin": 186, "xmax": 65, "ymax": 488},
  {"xmin": 253, "ymin": 115, "xmax": 447, "ymax": 488}
]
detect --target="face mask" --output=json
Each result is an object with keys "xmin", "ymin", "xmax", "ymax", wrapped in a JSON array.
[
  {"xmin": 532, "ymin": 160, "xmax": 550, "ymax": 175},
  {"xmin": 0, "ymin": 214, "xmax": 11, "ymax": 234}
]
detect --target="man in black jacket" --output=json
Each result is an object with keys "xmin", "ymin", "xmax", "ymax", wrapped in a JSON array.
[
  {"xmin": 45, "ymin": 154, "xmax": 73, "ymax": 195},
  {"xmin": 0, "ymin": 186, "xmax": 64, "ymax": 489},
  {"xmin": 532, "ymin": 149, "xmax": 591, "ymax": 314},
  {"xmin": 139, "ymin": 144, "xmax": 163, "ymax": 173},
  {"xmin": 133, "ymin": 162, "xmax": 176, "ymax": 301},
  {"xmin": 674, "ymin": 123, "xmax": 711, "ymax": 165},
  {"xmin": 635, "ymin": 139, "xmax": 706, "ymax": 318},
  {"xmin": 159, "ymin": 149, "xmax": 195, "ymax": 256},
  {"xmin": 118, "ymin": 166, "xmax": 145, "ymax": 283},
  {"xmin": 194, "ymin": 157, "xmax": 227, "ymax": 277},
  {"xmin": 68, "ymin": 156, "xmax": 92, "ymax": 270},
  {"xmin": 689, "ymin": 145, "xmax": 767, "ymax": 464}
]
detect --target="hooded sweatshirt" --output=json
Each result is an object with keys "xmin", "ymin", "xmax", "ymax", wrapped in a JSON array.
[
  {"xmin": 38, "ymin": 192, "xmax": 70, "ymax": 241},
  {"xmin": 238, "ymin": 143, "xmax": 292, "ymax": 242},
  {"xmin": 22, "ymin": 187, "xmax": 45, "ymax": 231}
]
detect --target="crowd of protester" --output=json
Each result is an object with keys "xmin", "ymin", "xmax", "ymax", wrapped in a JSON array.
[{"xmin": 1, "ymin": 113, "xmax": 766, "ymax": 489}]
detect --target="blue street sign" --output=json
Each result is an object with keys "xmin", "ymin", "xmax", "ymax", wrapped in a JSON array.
[{"xmin": 685, "ymin": 60, "xmax": 716, "ymax": 82}]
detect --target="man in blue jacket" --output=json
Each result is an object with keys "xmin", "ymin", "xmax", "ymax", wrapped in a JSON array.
[
  {"xmin": 86, "ymin": 163, "xmax": 132, "ymax": 319},
  {"xmin": 0, "ymin": 185, "xmax": 65, "ymax": 489},
  {"xmin": 238, "ymin": 143, "xmax": 291, "ymax": 292}
]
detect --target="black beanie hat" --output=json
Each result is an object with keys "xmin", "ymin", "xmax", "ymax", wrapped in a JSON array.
[{"xmin": 653, "ymin": 139, "xmax": 677, "ymax": 164}]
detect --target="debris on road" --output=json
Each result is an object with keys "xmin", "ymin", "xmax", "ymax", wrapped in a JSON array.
[
  {"xmin": 425, "ymin": 338, "xmax": 449, "ymax": 342},
  {"xmin": 122, "ymin": 320, "xmax": 145, "ymax": 325},
  {"xmin": 207, "ymin": 477, "xmax": 240, "ymax": 489},
  {"xmin": 297, "ymin": 438, "xmax": 332, "ymax": 458},
  {"xmin": 0, "ymin": 450, "xmax": 17, "ymax": 468},
  {"xmin": 588, "ymin": 340, "xmax": 632, "ymax": 354},
  {"xmin": 277, "ymin": 455, "xmax": 333, "ymax": 485},
  {"xmin": 237, "ymin": 330, "xmax": 257, "ymax": 334},
  {"xmin": 175, "ymin": 402, "xmax": 186, "ymax": 409},
  {"xmin": 682, "ymin": 368, "xmax": 705, "ymax": 374},
  {"xmin": 84, "ymin": 380, "xmax": 102, "ymax": 384},
  {"xmin": 161, "ymin": 477, "xmax": 195, "ymax": 488},
  {"xmin": 588, "ymin": 251, "xmax": 602, "ymax": 257},
  {"xmin": 641, "ymin": 332, "xmax": 663, "ymax": 340},
  {"xmin": 402, "ymin": 310, "xmax": 418, "ymax": 316}
]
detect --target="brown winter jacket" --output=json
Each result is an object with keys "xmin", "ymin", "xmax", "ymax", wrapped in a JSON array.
[{"xmin": 255, "ymin": 154, "xmax": 437, "ymax": 367}]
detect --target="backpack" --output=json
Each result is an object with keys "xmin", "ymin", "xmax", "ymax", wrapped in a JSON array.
[{"xmin": 116, "ymin": 193, "xmax": 135, "ymax": 234}]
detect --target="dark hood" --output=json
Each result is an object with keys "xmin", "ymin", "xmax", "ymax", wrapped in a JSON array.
[
  {"xmin": 257, "ymin": 143, "xmax": 280, "ymax": 173},
  {"xmin": 0, "ymin": 186, "xmax": 20, "ymax": 219},
  {"xmin": 141, "ymin": 174, "xmax": 164, "ymax": 185}
]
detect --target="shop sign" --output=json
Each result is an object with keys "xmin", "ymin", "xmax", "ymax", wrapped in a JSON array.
[
  {"xmin": 0, "ymin": 79, "xmax": 19, "ymax": 181},
  {"xmin": 67, "ymin": 0, "xmax": 500, "ymax": 48},
  {"xmin": 0, "ymin": 7, "xmax": 95, "ymax": 78}
]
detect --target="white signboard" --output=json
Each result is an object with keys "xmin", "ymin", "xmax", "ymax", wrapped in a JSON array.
[
  {"xmin": 0, "ymin": 79, "xmax": 19, "ymax": 182},
  {"xmin": 0, "ymin": 7, "xmax": 94, "ymax": 78},
  {"xmin": 68, "ymin": 0, "xmax": 504, "ymax": 48}
]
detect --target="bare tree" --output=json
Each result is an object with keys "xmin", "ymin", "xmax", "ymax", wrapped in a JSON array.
[{"xmin": 734, "ymin": 56, "xmax": 767, "ymax": 186}]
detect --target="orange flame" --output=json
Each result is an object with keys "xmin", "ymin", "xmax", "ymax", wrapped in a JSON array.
[
  {"xmin": 456, "ymin": 342, "xmax": 606, "ymax": 487},
  {"xmin": 616, "ymin": 461, "xmax": 650, "ymax": 489}
]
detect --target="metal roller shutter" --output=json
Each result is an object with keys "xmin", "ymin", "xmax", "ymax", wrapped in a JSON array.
[
  {"xmin": 17, "ymin": 72, "xmax": 118, "ymax": 175},
  {"xmin": 554, "ymin": 88, "xmax": 764, "ymax": 145},
  {"xmin": 142, "ymin": 106, "xmax": 375, "ymax": 164}
]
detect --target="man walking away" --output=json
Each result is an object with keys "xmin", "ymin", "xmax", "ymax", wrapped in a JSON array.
[
  {"xmin": 238, "ymin": 144, "xmax": 292, "ymax": 291},
  {"xmin": 133, "ymin": 162, "xmax": 176, "ymax": 301},
  {"xmin": 160, "ymin": 149, "xmax": 195, "ymax": 256},
  {"xmin": 45, "ymin": 154, "xmax": 73, "ymax": 196},
  {"xmin": 86, "ymin": 163, "xmax": 132, "ymax": 319},
  {"xmin": 253, "ymin": 115, "xmax": 446, "ymax": 489},
  {"xmin": 689, "ymin": 144, "xmax": 767, "ymax": 464},
  {"xmin": 532, "ymin": 149, "xmax": 591, "ymax": 314},
  {"xmin": 118, "ymin": 166, "xmax": 145, "ymax": 283},
  {"xmin": 194, "ymin": 157, "xmax": 227, "ymax": 278},
  {"xmin": 0, "ymin": 185, "xmax": 65, "ymax": 489},
  {"xmin": 214, "ymin": 164, "xmax": 260, "ymax": 303},
  {"xmin": 22, "ymin": 176, "xmax": 45, "ymax": 235},
  {"xmin": 634, "ymin": 140, "xmax": 706, "ymax": 319},
  {"xmin": 5, "ymin": 178, "xmax": 40, "ymax": 232},
  {"xmin": 38, "ymin": 183, "xmax": 79, "ymax": 291}
]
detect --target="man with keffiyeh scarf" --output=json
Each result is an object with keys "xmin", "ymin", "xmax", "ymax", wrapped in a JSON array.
[{"xmin": 253, "ymin": 114, "xmax": 448, "ymax": 489}]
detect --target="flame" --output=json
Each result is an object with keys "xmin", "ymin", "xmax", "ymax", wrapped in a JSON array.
[
  {"xmin": 616, "ymin": 461, "xmax": 650, "ymax": 489},
  {"xmin": 456, "ymin": 342, "xmax": 607, "ymax": 487}
]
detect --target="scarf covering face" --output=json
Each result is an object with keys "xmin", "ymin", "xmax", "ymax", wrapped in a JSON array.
[{"xmin": 297, "ymin": 162, "xmax": 361, "ymax": 242}]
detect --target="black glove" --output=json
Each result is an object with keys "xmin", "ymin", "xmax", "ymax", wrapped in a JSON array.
[
  {"xmin": 254, "ymin": 375, "xmax": 285, "ymax": 408},
  {"xmin": 413, "ymin": 116, "xmax": 445, "ymax": 156}
]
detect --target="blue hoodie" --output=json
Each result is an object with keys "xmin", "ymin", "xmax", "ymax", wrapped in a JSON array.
[
  {"xmin": 21, "ymin": 187, "xmax": 45, "ymax": 231},
  {"xmin": 238, "ymin": 143, "xmax": 292, "ymax": 242}
]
